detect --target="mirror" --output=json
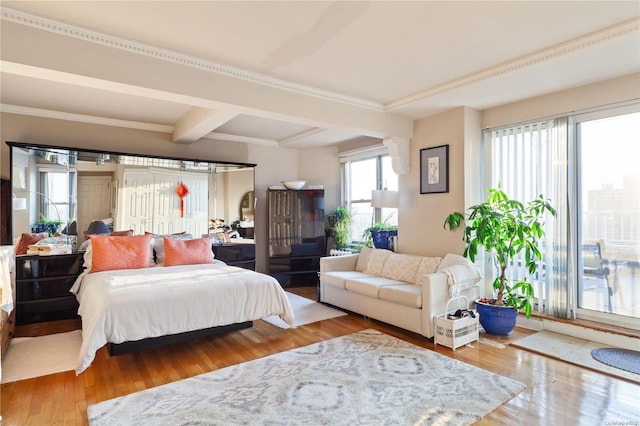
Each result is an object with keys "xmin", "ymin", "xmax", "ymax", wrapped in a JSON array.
[{"xmin": 8, "ymin": 142, "xmax": 256, "ymax": 247}]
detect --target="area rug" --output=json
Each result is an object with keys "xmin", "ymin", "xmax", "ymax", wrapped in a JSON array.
[
  {"xmin": 87, "ymin": 329, "xmax": 525, "ymax": 425},
  {"xmin": 591, "ymin": 347, "xmax": 640, "ymax": 375},
  {"xmin": 1, "ymin": 330, "xmax": 82, "ymax": 384},
  {"xmin": 262, "ymin": 291, "xmax": 346, "ymax": 328},
  {"xmin": 511, "ymin": 330, "xmax": 640, "ymax": 384}
]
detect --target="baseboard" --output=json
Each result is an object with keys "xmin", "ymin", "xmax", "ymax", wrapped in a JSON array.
[{"xmin": 516, "ymin": 316, "xmax": 639, "ymax": 351}]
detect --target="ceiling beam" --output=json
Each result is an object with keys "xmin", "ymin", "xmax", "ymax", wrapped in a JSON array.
[
  {"xmin": 173, "ymin": 108, "xmax": 238, "ymax": 144},
  {"xmin": 278, "ymin": 128, "xmax": 325, "ymax": 146}
]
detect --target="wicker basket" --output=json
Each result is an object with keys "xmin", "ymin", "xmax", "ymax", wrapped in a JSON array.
[{"xmin": 434, "ymin": 296, "xmax": 479, "ymax": 350}]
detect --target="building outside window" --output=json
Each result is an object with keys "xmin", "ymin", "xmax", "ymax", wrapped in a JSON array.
[{"xmin": 484, "ymin": 103, "xmax": 639, "ymax": 329}]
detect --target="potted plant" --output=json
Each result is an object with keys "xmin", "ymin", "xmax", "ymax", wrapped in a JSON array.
[
  {"xmin": 444, "ymin": 186, "xmax": 556, "ymax": 335},
  {"xmin": 32, "ymin": 216, "xmax": 64, "ymax": 236},
  {"xmin": 327, "ymin": 206, "xmax": 352, "ymax": 250},
  {"xmin": 362, "ymin": 218, "xmax": 398, "ymax": 250}
]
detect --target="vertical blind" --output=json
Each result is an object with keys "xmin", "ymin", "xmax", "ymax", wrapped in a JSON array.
[{"xmin": 486, "ymin": 118, "xmax": 573, "ymax": 319}]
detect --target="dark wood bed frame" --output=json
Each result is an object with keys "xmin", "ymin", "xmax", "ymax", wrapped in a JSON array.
[{"xmin": 108, "ymin": 321, "xmax": 253, "ymax": 356}]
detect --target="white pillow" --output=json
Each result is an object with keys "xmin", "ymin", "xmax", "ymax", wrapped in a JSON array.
[
  {"xmin": 355, "ymin": 247, "xmax": 374, "ymax": 272},
  {"xmin": 364, "ymin": 249, "xmax": 393, "ymax": 276}
]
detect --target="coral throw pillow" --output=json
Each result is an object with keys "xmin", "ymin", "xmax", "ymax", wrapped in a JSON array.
[
  {"xmin": 164, "ymin": 237, "xmax": 214, "ymax": 267},
  {"xmin": 90, "ymin": 234, "xmax": 152, "ymax": 273},
  {"xmin": 15, "ymin": 232, "xmax": 49, "ymax": 255}
]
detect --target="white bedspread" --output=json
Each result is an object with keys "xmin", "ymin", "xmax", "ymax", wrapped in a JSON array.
[{"xmin": 70, "ymin": 262, "xmax": 294, "ymax": 374}]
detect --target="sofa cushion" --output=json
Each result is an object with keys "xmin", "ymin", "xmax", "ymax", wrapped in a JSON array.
[
  {"xmin": 364, "ymin": 249, "xmax": 393, "ymax": 276},
  {"xmin": 355, "ymin": 247, "xmax": 374, "ymax": 272},
  {"xmin": 379, "ymin": 284, "xmax": 422, "ymax": 308},
  {"xmin": 413, "ymin": 256, "xmax": 443, "ymax": 284},
  {"xmin": 382, "ymin": 253, "xmax": 422, "ymax": 283},
  {"xmin": 321, "ymin": 271, "xmax": 371, "ymax": 290},
  {"xmin": 345, "ymin": 276, "xmax": 405, "ymax": 299}
]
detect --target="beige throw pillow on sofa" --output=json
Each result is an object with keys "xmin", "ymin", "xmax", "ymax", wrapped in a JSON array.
[
  {"xmin": 355, "ymin": 247, "xmax": 375, "ymax": 272},
  {"xmin": 382, "ymin": 253, "xmax": 422, "ymax": 283},
  {"xmin": 364, "ymin": 249, "xmax": 393, "ymax": 276},
  {"xmin": 413, "ymin": 257, "xmax": 443, "ymax": 284}
]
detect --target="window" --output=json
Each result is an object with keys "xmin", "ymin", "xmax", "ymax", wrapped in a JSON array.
[
  {"xmin": 39, "ymin": 169, "xmax": 75, "ymax": 224},
  {"xmin": 575, "ymin": 107, "xmax": 640, "ymax": 327},
  {"xmin": 341, "ymin": 150, "xmax": 397, "ymax": 245},
  {"xmin": 484, "ymin": 102, "xmax": 640, "ymax": 328}
]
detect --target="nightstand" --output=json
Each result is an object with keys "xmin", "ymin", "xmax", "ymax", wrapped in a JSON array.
[
  {"xmin": 212, "ymin": 243, "xmax": 255, "ymax": 270},
  {"xmin": 15, "ymin": 252, "xmax": 84, "ymax": 325}
]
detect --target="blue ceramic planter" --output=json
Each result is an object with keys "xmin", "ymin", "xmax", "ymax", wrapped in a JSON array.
[
  {"xmin": 372, "ymin": 230, "xmax": 397, "ymax": 250},
  {"xmin": 476, "ymin": 301, "xmax": 518, "ymax": 336}
]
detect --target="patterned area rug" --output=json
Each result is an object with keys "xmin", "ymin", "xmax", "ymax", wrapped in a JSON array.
[{"xmin": 88, "ymin": 329, "xmax": 525, "ymax": 425}]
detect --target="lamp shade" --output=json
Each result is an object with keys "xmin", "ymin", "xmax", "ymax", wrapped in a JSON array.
[
  {"xmin": 371, "ymin": 190, "xmax": 399, "ymax": 209},
  {"xmin": 86, "ymin": 220, "xmax": 110, "ymax": 236},
  {"xmin": 13, "ymin": 197, "xmax": 27, "ymax": 211},
  {"xmin": 62, "ymin": 220, "xmax": 78, "ymax": 235}
]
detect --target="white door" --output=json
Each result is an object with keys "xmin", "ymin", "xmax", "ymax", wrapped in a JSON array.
[
  {"xmin": 119, "ymin": 170, "xmax": 154, "ymax": 235},
  {"xmin": 77, "ymin": 176, "xmax": 111, "ymax": 237}
]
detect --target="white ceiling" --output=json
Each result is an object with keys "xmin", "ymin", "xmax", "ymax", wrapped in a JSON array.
[{"xmin": 1, "ymin": 1, "xmax": 639, "ymax": 149}]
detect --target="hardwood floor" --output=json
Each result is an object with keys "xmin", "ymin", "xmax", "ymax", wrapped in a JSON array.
[{"xmin": 2, "ymin": 286, "xmax": 639, "ymax": 425}]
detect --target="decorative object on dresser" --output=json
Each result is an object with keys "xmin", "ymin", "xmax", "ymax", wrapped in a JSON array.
[
  {"xmin": 14, "ymin": 252, "xmax": 84, "ymax": 325},
  {"xmin": 268, "ymin": 188, "xmax": 325, "ymax": 287}
]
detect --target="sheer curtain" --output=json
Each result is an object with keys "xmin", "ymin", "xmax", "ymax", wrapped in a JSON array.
[{"xmin": 486, "ymin": 118, "xmax": 573, "ymax": 319}]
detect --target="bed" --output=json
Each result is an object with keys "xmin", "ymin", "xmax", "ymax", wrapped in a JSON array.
[{"xmin": 70, "ymin": 234, "xmax": 294, "ymax": 375}]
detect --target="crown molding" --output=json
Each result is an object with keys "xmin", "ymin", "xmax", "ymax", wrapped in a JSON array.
[
  {"xmin": 0, "ymin": 104, "xmax": 174, "ymax": 133},
  {"xmin": 1, "ymin": 6, "xmax": 383, "ymax": 112},
  {"xmin": 385, "ymin": 17, "xmax": 640, "ymax": 112}
]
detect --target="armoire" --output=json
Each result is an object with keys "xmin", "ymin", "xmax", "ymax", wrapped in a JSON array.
[{"xmin": 267, "ymin": 188, "xmax": 325, "ymax": 287}]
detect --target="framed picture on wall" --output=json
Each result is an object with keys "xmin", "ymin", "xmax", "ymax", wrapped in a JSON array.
[{"xmin": 420, "ymin": 145, "xmax": 449, "ymax": 194}]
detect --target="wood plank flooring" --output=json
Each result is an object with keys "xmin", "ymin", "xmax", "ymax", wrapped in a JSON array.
[{"xmin": 2, "ymin": 287, "xmax": 639, "ymax": 425}]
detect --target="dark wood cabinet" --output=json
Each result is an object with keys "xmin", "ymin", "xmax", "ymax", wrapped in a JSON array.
[
  {"xmin": 212, "ymin": 243, "xmax": 255, "ymax": 270},
  {"xmin": 268, "ymin": 188, "xmax": 325, "ymax": 287},
  {"xmin": 15, "ymin": 252, "xmax": 84, "ymax": 325}
]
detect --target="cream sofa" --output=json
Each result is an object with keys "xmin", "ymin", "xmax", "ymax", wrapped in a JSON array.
[{"xmin": 319, "ymin": 248, "xmax": 480, "ymax": 338}]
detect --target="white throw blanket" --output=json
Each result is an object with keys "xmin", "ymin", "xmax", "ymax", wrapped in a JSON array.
[
  {"xmin": 442, "ymin": 264, "xmax": 482, "ymax": 296},
  {"xmin": 437, "ymin": 254, "xmax": 482, "ymax": 297},
  {"xmin": 70, "ymin": 262, "xmax": 294, "ymax": 374}
]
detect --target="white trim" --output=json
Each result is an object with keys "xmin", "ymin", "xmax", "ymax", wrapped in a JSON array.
[
  {"xmin": 0, "ymin": 6, "xmax": 383, "ymax": 112},
  {"xmin": 386, "ymin": 18, "xmax": 640, "ymax": 112},
  {"xmin": 338, "ymin": 145, "xmax": 387, "ymax": 162}
]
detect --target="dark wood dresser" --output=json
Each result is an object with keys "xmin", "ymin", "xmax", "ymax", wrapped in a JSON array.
[
  {"xmin": 15, "ymin": 252, "xmax": 84, "ymax": 325},
  {"xmin": 212, "ymin": 243, "xmax": 256, "ymax": 270}
]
